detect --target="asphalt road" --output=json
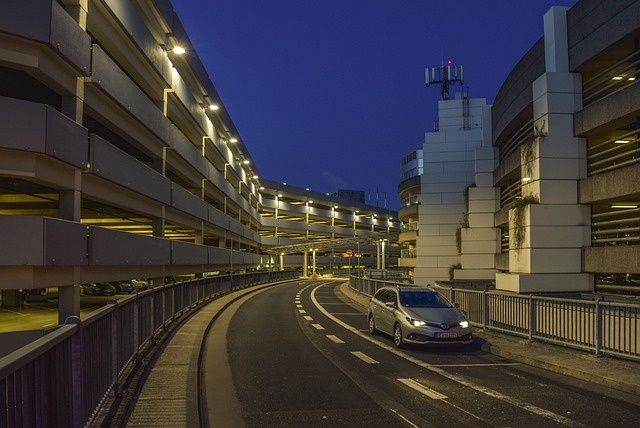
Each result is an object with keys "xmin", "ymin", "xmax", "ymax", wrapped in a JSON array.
[{"xmin": 202, "ymin": 279, "xmax": 640, "ymax": 427}]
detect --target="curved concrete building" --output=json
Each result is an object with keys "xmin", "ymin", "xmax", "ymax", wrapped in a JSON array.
[
  {"xmin": 0, "ymin": 0, "xmax": 400, "ymax": 321},
  {"xmin": 402, "ymin": 0, "xmax": 639, "ymax": 294}
]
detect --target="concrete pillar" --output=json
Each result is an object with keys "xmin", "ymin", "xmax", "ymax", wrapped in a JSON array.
[
  {"xmin": 496, "ymin": 6, "xmax": 592, "ymax": 293},
  {"xmin": 58, "ymin": 171, "xmax": 82, "ymax": 323},
  {"xmin": 303, "ymin": 251, "xmax": 308, "ymax": 277},
  {"xmin": 312, "ymin": 250, "xmax": 317, "ymax": 275},
  {"xmin": 58, "ymin": 286, "xmax": 81, "ymax": 324}
]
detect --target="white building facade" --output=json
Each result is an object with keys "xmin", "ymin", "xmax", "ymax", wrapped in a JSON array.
[
  {"xmin": 413, "ymin": 91, "xmax": 494, "ymax": 285},
  {"xmin": 402, "ymin": 0, "xmax": 640, "ymax": 294}
]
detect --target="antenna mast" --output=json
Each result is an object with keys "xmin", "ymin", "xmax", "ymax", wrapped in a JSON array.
[{"xmin": 425, "ymin": 61, "xmax": 464, "ymax": 100}]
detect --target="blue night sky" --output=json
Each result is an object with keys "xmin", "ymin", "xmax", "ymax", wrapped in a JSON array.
[{"xmin": 171, "ymin": 0, "xmax": 577, "ymax": 210}]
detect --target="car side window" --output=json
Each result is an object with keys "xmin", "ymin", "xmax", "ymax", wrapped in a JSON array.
[
  {"xmin": 385, "ymin": 290, "xmax": 398, "ymax": 306},
  {"xmin": 373, "ymin": 289, "xmax": 387, "ymax": 302}
]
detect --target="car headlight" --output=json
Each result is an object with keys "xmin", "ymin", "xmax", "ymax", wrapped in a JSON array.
[
  {"xmin": 459, "ymin": 321, "xmax": 469, "ymax": 329},
  {"xmin": 406, "ymin": 317, "xmax": 426, "ymax": 327}
]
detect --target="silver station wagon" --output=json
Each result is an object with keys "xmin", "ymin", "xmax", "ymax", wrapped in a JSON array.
[{"xmin": 368, "ymin": 286, "xmax": 473, "ymax": 348}]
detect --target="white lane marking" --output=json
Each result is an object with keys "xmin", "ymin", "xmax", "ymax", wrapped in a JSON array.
[
  {"xmin": 298, "ymin": 309, "xmax": 306, "ymax": 314},
  {"xmin": 388, "ymin": 408, "xmax": 420, "ymax": 428},
  {"xmin": 310, "ymin": 285, "xmax": 584, "ymax": 428},
  {"xmin": 351, "ymin": 351, "xmax": 379, "ymax": 364},
  {"xmin": 398, "ymin": 378, "xmax": 447, "ymax": 400},
  {"xmin": 326, "ymin": 335, "xmax": 345, "ymax": 344},
  {"xmin": 434, "ymin": 363, "xmax": 520, "ymax": 367},
  {"xmin": 303, "ymin": 315, "xmax": 313, "ymax": 321},
  {"xmin": 312, "ymin": 323, "xmax": 325, "ymax": 330},
  {"xmin": 296, "ymin": 304, "xmax": 303, "ymax": 308}
]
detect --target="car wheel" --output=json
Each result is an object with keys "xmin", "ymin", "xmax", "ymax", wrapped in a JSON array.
[
  {"xmin": 394, "ymin": 323, "xmax": 404, "ymax": 348},
  {"xmin": 368, "ymin": 314, "xmax": 378, "ymax": 335}
]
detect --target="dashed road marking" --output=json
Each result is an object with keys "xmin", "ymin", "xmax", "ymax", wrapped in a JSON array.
[
  {"xmin": 312, "ymin": 323, "xmax": 325, "ymax": 330},
  {"xmin": 398, "ymin": 378, "xmax": 447, "ymax": 400},
  {"xmin": 310, "ymin": 285, "xmax": 585, "ymax": 428},
  {"xmin": 351, "ymin": 351, "xmax": 378, "ymax": 364},
  {"xmin": 303, "ymin": 315, "xmax": 313, "ymax": 321},
  {"xmin": 326, "ymin": 335, "xmax": 345, "ymax": 344}
]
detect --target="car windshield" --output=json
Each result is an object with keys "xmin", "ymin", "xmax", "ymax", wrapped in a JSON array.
[{"xmin": 399, "ymin": 291, "xmax": 452, "ymax": 308}]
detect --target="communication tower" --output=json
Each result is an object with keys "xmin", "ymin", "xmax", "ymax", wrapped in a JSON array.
[{"xmin": 425, "ymin": 61, "xmax": 463, "ymax": 100}]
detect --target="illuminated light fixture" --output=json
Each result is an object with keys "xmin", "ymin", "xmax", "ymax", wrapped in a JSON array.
[
  {"xmin": 172, "ymin": 46, "xmax": 186, "ymax": 54},
  {"xmin": 522, "ymin": 177, "xmax": 531, "ymax": 182},
  {"xmin": 252, "ymin": 175, "xmax": 259, "ymax": 179},
  {"xmin": 612, "ymin": 76, "xmax": 624, "ymax": 80},
  {"xmin": 629, "ymin": 77, "xmax": 636, "ymax": 81},
  {"xmin": 610, "ymin": 205, "xmax": 638, "ymax": 209},
  {"xmin": 615, "ymin": 139, "xmax": 631, "ymax": 144},
  {"xmin": 229, "ymin": 138, "xmax": 238, "ymax": 143},
  {"xmin": 243, "ymin": 160, "xmax": 250, "ymax": 164},
  {"xmin": 208, "ymin": 104, "xmax": 219, "ymax": 111}
]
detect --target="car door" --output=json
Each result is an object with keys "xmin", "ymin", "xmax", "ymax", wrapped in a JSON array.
[
  {"xmin": 371, "ymin": 289, "xmax": 390, "ymax": 334},
  {"xmin": 377, "ymin": 289, "xmax": 398, "ymax": 334}
]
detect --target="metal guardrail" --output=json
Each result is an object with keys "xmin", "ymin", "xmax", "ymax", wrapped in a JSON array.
[
  {"xmin": 591, "ymin": 206, "xmax": 640, "ymax": 246},
  {"xmin": 349, "ymin": 276, "xmax": 640, "ymax": 362},
  {"xmin": 0, "ymin": 270, "xmax": 298, "ymax": 428}
]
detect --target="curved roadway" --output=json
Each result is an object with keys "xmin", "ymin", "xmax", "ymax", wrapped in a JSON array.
[{"xmin": 201, "ymin": 279, "xmax": 640, "ymax": 427}]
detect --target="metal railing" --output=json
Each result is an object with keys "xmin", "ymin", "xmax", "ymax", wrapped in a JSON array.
[
  {"xmin": 401, "ymin": 221, "xmax": 419, "ymax": 232},
  {"xmin": 587, "ymin": 127, "xmax": 639, "ymax": 176},
  {"xmin": 349, "ymin": 276, "xmax": 640, "ymax": 362},
  {"xmin": 401, "ymin": 195, "xmax": 420, "ymax": 207},
  {"xmin": 0, "ymin": 270, "xmax": 298, "ymax": 428},
  {"xmin": 401, "ymin": 248, "xmax": 417, "ymax": 258},
  {"xmin": 499, "ymin": 119, "xmax": 533, "ymax": 162},
  {"xmin": 591, "ymin": 207, "xmax": 640, "ymax": 246},
  {"xmin": 499, "ymin": 180, "xmax": 522, "ymax": 209},
  {"xmin": 582, "ymin": 50, "xmax": 639, "ymax": 106}
]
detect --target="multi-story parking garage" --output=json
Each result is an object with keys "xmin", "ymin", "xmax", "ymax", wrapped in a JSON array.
[
  {"xmin": 400, "ymin": 0, "xmax": 639, "ymax": 294},
  {"xmin": 0, "ymin": 0, "xmax": 400, "ymax": 323}
]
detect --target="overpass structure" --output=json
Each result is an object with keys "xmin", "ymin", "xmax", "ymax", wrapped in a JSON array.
[{"xmin": 268, "ymin": 231, "xmax": 399, "ymax": 255}]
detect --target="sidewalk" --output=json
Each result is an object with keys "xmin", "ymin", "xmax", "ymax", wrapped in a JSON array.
[{"xmin": 338, "ymin": 282, "xmax": 640, "ymax": 397}]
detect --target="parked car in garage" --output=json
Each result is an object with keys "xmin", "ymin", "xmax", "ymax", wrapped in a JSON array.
[
  {"xmin": 83, "ymin": 283, "xmax": 116, "ymax": 296},
  {"xmin": 368, "ymin": 285, "xmax": 473, "ymax": 348},
  {"xmin": 131, "ymin": 279, "xmax": 149, "ymax": 291},
  {"xmin": 110, "ymin": 281, "xmax": 135, "ymax": 294}
]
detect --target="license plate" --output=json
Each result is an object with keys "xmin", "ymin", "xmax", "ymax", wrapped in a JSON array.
[{"xmin": 437, "ymin": 332, "xmax": 458, "ymax": 338}]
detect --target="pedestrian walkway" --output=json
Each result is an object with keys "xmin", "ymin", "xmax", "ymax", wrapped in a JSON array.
[{"xmin": 92, "ymin": 285, "xmax": 272, "ymax": 427}]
